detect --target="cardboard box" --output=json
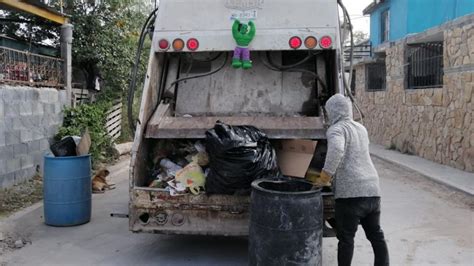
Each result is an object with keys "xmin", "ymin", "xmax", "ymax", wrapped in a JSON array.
[
  {"xmin": 76, "ymin": 129, "xmax": 91, "ymax": 156},
  {"xmin": 275, "ymin": 140, "xmax": 318, "ymax": 178}
]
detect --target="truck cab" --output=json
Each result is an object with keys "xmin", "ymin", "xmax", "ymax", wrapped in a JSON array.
[{"xmin": 130, "ymin": 0, "xmax": 344, "ymax": 236}]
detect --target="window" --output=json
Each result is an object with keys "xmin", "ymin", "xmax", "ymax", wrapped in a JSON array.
[
  {"xmin": 366, "ymin": 62, "xmax": 386, "ymax": 91},
  {"xmin": 381, "ymin": 10, "xmax": 390, "ymax": 43},
  {"xmin": 407, "ymin": 42, "xmax": 443, "ymax": 89}
]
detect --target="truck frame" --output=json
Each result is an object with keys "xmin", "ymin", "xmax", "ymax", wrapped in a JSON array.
[{"xmin": 130, "ymin": 0, "xmax": 345, "ymax": 236}]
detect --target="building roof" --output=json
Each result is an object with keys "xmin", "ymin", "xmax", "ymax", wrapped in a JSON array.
[
  {"xmin": 363, "ymin": 0, "xmax": 386, "ymax": 15},
  {"xmin": 0, "ymin": 34, "xmax": 60, "ymax": 57},
  {"xmin": 0, "ymin": 0, "xmax": 68, "ymax": 24}
]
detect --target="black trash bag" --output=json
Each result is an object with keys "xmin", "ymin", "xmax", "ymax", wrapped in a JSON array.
[
  {"xmin": 205, "ymin": 122, "xmax": 279, "ymax": 195},
  {"xmin": 50, "ymin": 137, "xmax": 77, "ymax": 157}
]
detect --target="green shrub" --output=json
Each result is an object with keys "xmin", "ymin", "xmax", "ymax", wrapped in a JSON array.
[{"xmin": 55, "ymin": 102, "xmax": 114, "ymax": 165}]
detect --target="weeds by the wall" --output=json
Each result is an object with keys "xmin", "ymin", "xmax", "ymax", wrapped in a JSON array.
[{"xmin": 55, "ymin": 102, "xmax": 115, "ymax": 166}]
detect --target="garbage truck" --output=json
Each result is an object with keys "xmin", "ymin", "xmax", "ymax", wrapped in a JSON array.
[{"xmin": 129, "ymin": 0, "xmax": 349, "ymax": 236}]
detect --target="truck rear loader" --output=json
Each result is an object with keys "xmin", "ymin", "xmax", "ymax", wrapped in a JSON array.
[{"xmin": 129, "ymin": 0, "xmax": 349, "ymax": 236}]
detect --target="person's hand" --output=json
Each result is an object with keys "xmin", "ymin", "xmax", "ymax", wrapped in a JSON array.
[{"xmin": 320, "ymin": 170, "xmax": 332, "ymax": 186}]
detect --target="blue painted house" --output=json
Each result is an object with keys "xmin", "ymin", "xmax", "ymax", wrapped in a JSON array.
[{"xmin": 363, "ymin": 0, "xmax": 474, "ymax": 47}]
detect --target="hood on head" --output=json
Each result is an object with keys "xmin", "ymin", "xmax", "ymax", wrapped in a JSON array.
[{"xmin": 325, "ymin": 94, "xmax": 353, "ymax": 125}]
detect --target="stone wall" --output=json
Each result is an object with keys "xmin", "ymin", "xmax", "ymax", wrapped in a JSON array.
[
  {"xmin": 355, "ymin": 17, "xmax": 473, "ymax": 172},
  {"xmin": 0, "ymin": 85, "xmax": 68, "ymax": 188}
]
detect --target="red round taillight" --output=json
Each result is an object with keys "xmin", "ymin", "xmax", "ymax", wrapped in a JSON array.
[
  {"xmin": 187, "ymin": 38, "xmax": 199, "ymax": 51},
  {"xmin": 289, "ymin": 36, "xmax": 303, "ymax": 49},
  {"xmin": 158, "ymin": 39, "xmax": 169, "ymax": 50},
  {"xmin": 289, "ymin": 36, "xmax": 302, "ymax": 49},
  {"xmin": 320, "ymin": 36, "xmax": 333, "ymax": 49}
]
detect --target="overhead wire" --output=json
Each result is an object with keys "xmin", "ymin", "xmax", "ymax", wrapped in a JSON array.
[{"xmin": 338, "ymin": 0, "xmax": 365, "ymax": 122}]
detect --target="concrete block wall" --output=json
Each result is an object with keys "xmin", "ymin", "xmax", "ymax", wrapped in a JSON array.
[{"xmin": 0, "ymin": 85, "xmax": 68, "ymax": 188}]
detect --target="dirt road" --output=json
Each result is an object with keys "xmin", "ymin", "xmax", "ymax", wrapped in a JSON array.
[{"xmin": 1, "ymin": 157, "xmax": 472, "ymax": 265}]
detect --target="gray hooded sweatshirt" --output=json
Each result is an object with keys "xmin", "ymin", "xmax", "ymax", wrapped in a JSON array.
[{"xmin": 323, "ymin": 94, "xmax": 381, "ymax": 199}]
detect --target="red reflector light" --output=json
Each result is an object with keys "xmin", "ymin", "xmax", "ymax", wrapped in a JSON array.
[
  {"xmin": 289, "ymin": 36, "xmax": 302, "ymax": 49},
  {"xmin": 320, "ymin": 36, "xmax": 333, "ymax": 49},
  {"xmin": 158, "ymin": 39, "xmax": 169, "ymax": 50},
  {"xmin": 187, "ymin": 38, "xmax": 199, "ymax": 51}
]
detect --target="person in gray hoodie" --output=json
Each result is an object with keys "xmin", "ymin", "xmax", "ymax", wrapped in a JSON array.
[{"xmin": 321, "ymin": 94, "xmax": 389, "ymax": 266}]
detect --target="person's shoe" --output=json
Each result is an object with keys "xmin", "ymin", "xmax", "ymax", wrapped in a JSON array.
[
  {"xmin": 242, "ymin": 60, "xmax": 252, "ymax": 69},
  {"xmin": 232, "ymin": 58, "xmax": 242, "ymax": 68}
]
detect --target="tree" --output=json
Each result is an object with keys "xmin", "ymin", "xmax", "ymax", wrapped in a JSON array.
[
  {"xmin": 66, "ymin": 0, "xmax": 148, "ymax": 93},
  {"xmin": 352, "ymin": 31, "xmax": 369, "ymax": 45},
  {"xmin": 0, "ymin": 11, "xmax": 60, "ymax": 46},
  {"xmin": 1, "ymin": 0, "xmax": 149, "ymax": 94}
]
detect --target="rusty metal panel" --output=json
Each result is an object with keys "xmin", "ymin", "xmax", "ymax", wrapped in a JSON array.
[
  {"xmin": 131, "ymin": 188, "xmax": 250, "ymax": 236},
  {"xmin": 145, "ymin": 116, "xmax": 326, "ymax": 139},
  {"xmin": 130, "ymin": 187, "xmax": 334, "ymax": 236}
]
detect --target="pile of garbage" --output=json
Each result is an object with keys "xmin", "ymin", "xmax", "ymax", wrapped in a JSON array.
[
  {"xmin": 147, "ymin": 122, "xmax": 280, "ymax": 196},
  {"xmin": 148, "ymin": 141, "xmax": 209, "ymax": 196}
]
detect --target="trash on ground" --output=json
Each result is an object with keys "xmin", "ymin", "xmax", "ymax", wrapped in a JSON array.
[
  {"xmin": 14, "ymin": 239, "xmax": 24, "ymax": 249},
  {"xmin": 204, "ymin": 122, "xmax": 279, "ymax": 195},
  {"xmin": 0, "ymin": 233, "xmax": 31, "ymax": 255}
]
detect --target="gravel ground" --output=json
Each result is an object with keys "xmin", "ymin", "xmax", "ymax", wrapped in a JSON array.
[
  {"xmin": 0, "ymin": 179, "xmax": 43, "ymax": 218},
  {"xmin": 0, "ymin": 178, "xmax": 41, "ymax": 257}
]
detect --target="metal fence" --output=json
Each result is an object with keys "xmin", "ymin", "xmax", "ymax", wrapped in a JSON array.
[
  {"xmin": 344, "ymin": 42, "xmax": 372, "ymax": 62},
  {"xmin": 407, "ymin": 42, "xmax": 443, "ymax": 89},
  {"xmin": 0, "ymin": 46, "xmax": 64, "ymax": 87},
  {"xmin": 366, "ymin": 62, "xmax": 386, "ymax": 91}
]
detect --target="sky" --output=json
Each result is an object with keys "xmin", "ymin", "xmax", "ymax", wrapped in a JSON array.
[{"xmin": 342, "ymin": 0, "xmax": 373, "ymax": 34}]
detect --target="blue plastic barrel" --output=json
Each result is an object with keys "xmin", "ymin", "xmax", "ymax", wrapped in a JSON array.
[{"xmin": 43, "ymin": 154, "xmax": 92, "ymax": 226}]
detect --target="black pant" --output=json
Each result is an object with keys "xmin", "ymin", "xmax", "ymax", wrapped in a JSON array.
[{"xmin": 335, "ymin": 197, "xmax": 389, "ymax": 266}]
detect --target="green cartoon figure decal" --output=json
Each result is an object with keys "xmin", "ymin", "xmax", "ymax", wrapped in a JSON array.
[{"xmin": 232, "ymin": 19, "xmax": 256, "ymax": 69}]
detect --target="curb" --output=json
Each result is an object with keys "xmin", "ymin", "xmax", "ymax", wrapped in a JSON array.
[
  {"xmin": 1, "ymin": 156, "xmax": 131, "ymax": 225},
  {"xmin": 370, "ymin": 152, "xmax": 474, "ymax": 197}
]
